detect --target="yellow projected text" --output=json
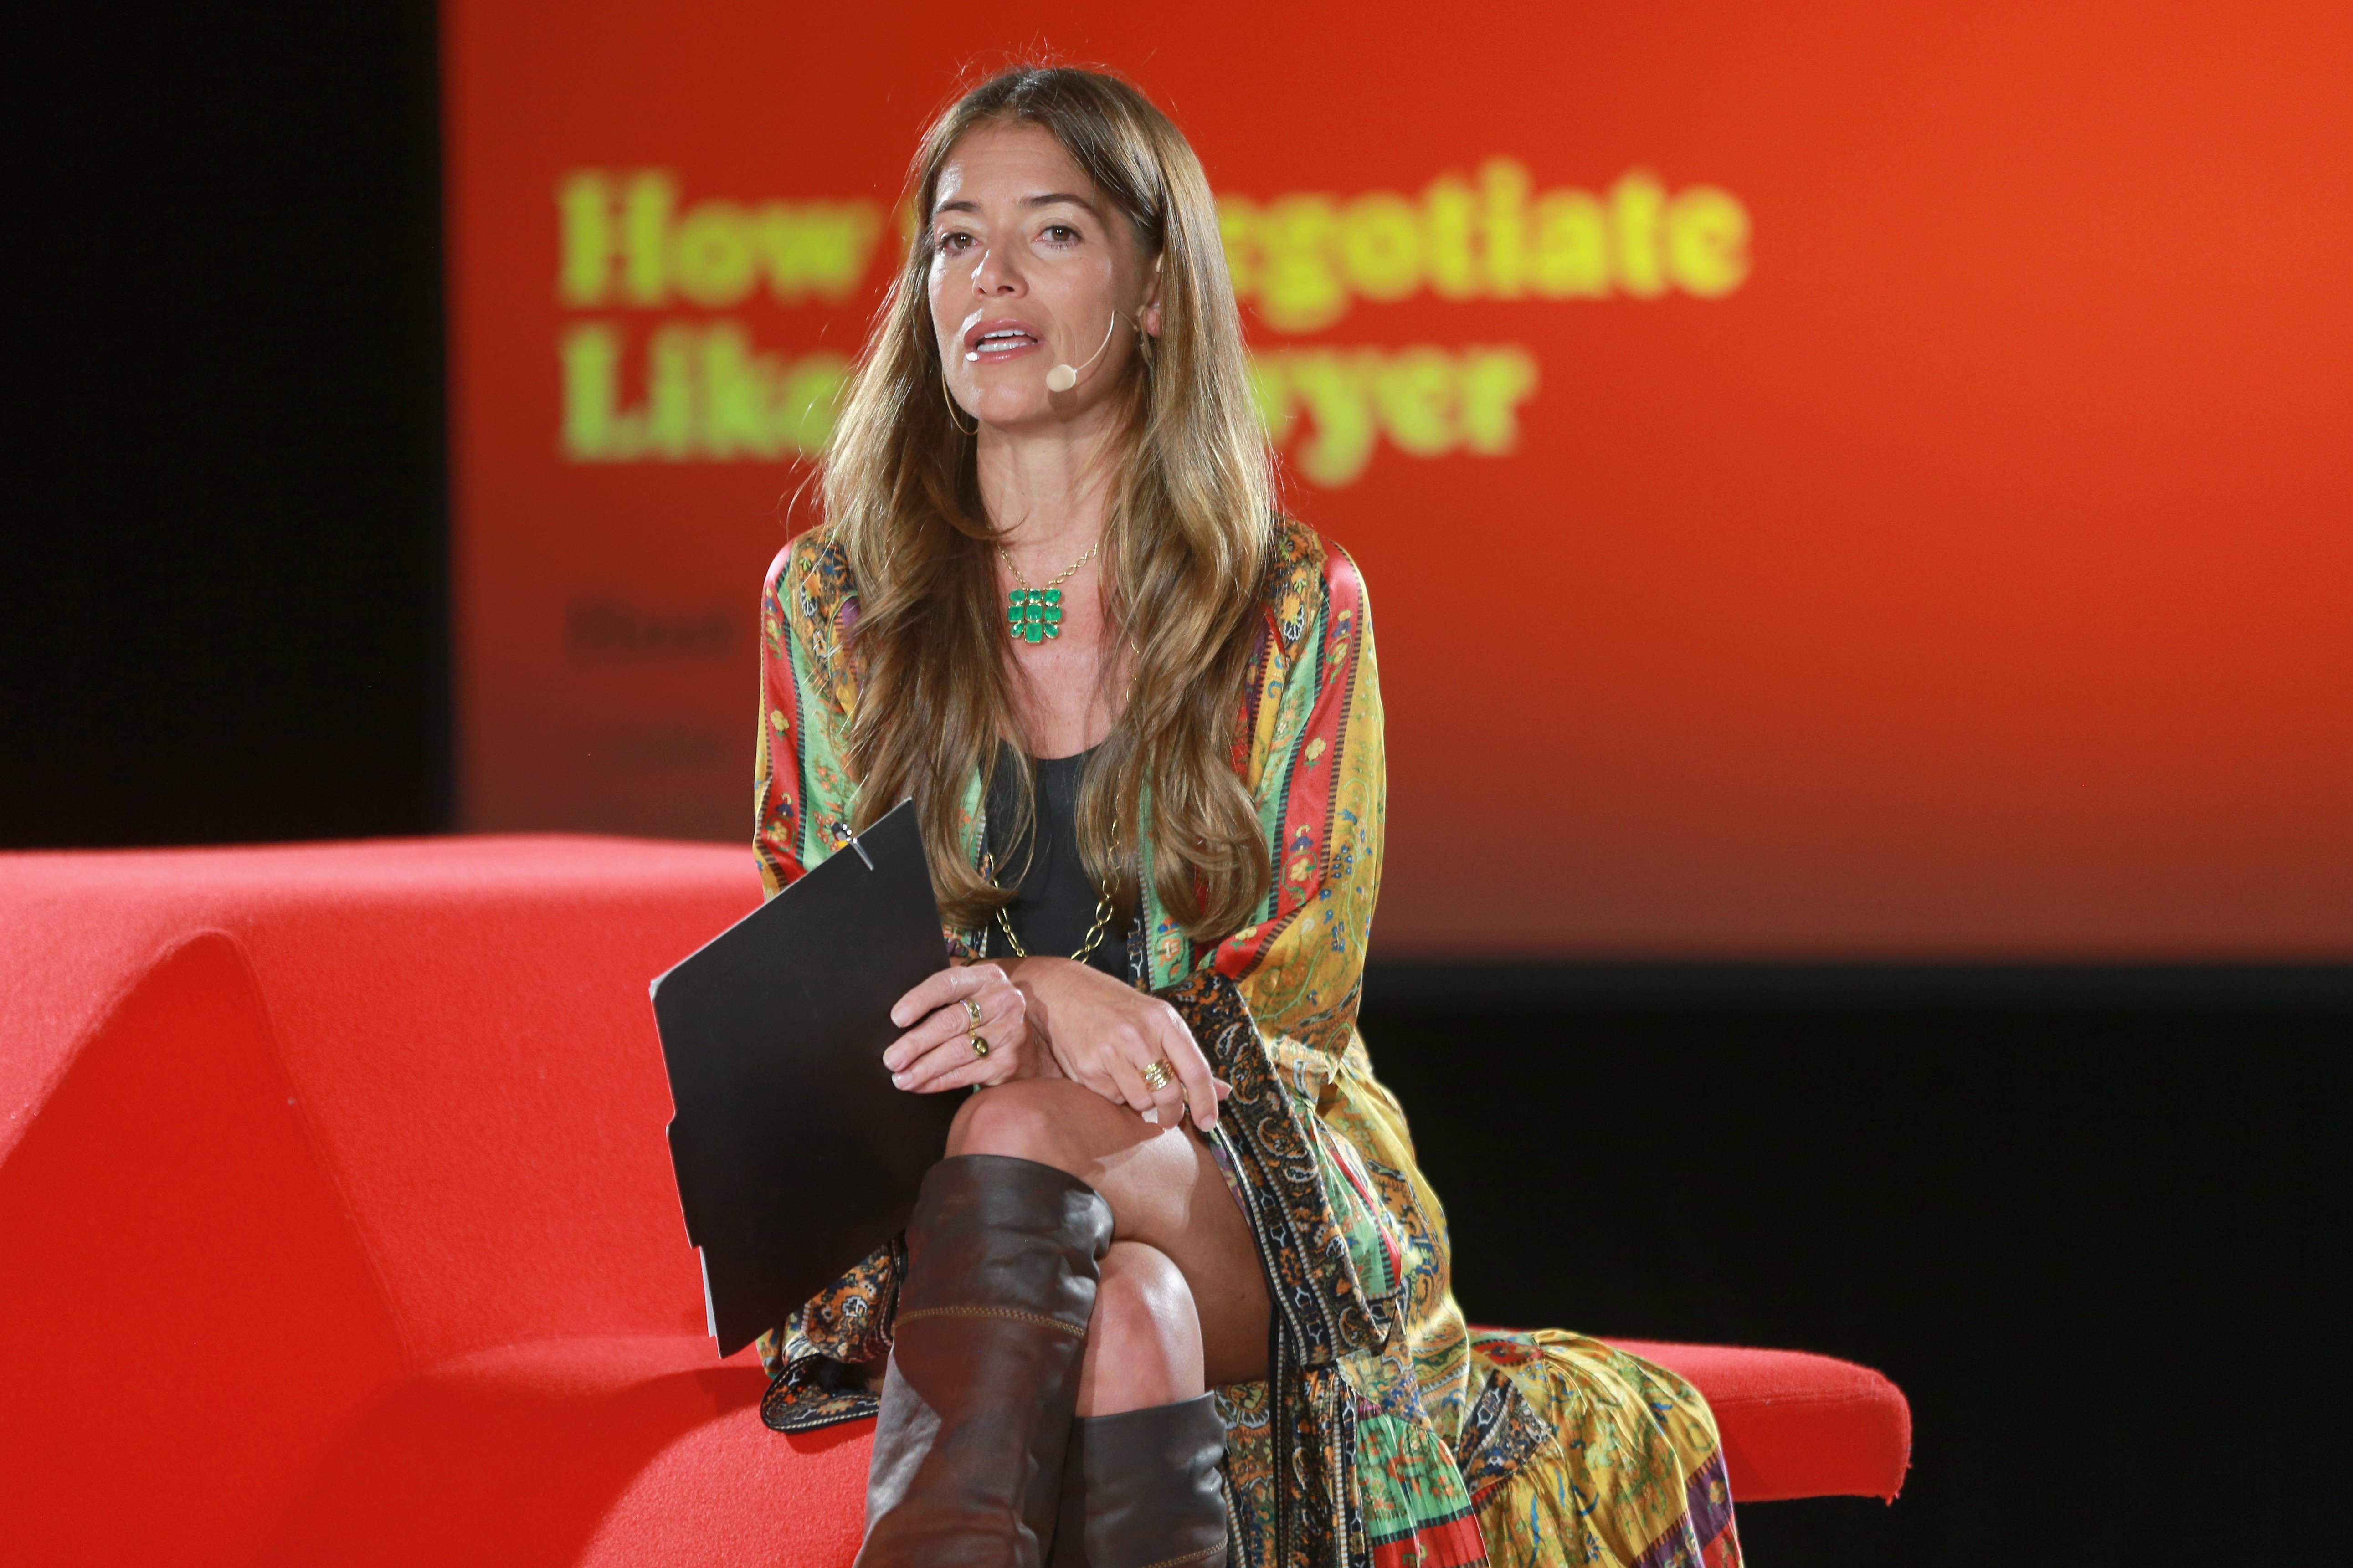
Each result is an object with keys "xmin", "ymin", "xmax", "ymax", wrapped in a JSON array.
[
  {"xmin": 1219, "ymin": 163, "xmax": 1749, "ymax": 331},
  {"xmin": 558, "ymin": 172, "xmax": 884, "ymax": 309},
  {"xmin": 561, "ymin": 322, "xmax": 845, "ymax": 461},
  {"xmin": 1253, "ymin": 346, "xmax": 1539, "ymax": 487},
  {"xmin": 550, "ymin": 164, "xmax": 1747, "ymax": 482}
]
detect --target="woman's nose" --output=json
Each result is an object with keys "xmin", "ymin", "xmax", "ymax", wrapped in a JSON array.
[{"xmin": 968, "ymin": 244, "xmax": 1025, "ymax": 297}]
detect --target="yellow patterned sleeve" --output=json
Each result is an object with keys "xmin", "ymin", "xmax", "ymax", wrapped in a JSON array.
[{"xmin": 1209, "ymin": 537, "xmax": 1386, "ymax": 1060}]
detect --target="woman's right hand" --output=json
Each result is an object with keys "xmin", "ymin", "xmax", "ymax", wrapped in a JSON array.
[{"xmin": 882, "ymin": 962, "xmax": 1055, "ymax": 1094}]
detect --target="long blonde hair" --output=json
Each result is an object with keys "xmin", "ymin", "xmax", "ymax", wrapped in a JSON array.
[{"xmin": 821, "ymin": 65, "xmax": 1276, "ymax": 941}]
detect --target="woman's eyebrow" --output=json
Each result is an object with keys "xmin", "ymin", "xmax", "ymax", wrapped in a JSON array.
[{"xmin": 931, "ymin": 192, "xmax": 1101, "ymax": 220}]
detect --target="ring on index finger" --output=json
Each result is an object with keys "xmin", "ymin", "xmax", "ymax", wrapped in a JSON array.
[
  {"xmin": 962, "ymin": 997, "xmax": 984, "ymax": 1027},
  {"xmin": 1139, "ymin": 1059, "xmax": 1175, "ymax": 1093}
]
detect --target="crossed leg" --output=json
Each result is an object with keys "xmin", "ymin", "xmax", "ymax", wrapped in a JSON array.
[{"xmin": 946, "ymin": 1077, "xmax": 1271, "ymax": 1414}]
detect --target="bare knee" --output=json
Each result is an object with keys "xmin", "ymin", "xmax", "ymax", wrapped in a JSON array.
[
  {"xmin": 945, "ymin": 1078, "xmax": 1113, "ymax": 1173},
  {"xmin": 1076, "ymin": 1241, "xmax": 1204, "ymax": 1416}
]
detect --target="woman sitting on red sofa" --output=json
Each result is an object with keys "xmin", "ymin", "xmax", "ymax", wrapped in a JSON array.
[{"xmin": 749, "ymin": 64, "xmax": 1741, "ymax": 1568}]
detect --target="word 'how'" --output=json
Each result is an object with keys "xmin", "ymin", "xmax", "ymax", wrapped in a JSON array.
[{"xmin": 559, "ymin": 171, "xmax": 884, "ymax": 309}]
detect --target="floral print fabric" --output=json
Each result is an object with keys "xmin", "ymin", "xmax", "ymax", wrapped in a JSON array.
[{"xmin": 750, "ymin": 518, "xmax": 1740, "ymax": 1568}]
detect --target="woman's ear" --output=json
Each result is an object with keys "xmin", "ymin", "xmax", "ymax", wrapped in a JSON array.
[{"xmin": 1141, "ymin": 255, "xmax": 1164, "ymax": 338}]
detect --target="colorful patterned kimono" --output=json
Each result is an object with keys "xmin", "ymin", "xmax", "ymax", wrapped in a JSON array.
[{"xmin": 750, "ymin": 518, "xmax": 1742, "ymax": 1568}]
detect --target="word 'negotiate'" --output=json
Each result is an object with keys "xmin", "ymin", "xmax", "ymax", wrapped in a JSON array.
[{"xmin": 1219, "ymin": 163, "xmax": 1749, "ymax": 331}]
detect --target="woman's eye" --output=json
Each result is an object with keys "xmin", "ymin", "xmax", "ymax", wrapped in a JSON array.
[
  {"xmin": 1040, "ymin": 224, "xmax": 1080, "ymax": 245},
  {"xmin": 936, "ymin": 231, "xmax": 974, "ymax": 253}
]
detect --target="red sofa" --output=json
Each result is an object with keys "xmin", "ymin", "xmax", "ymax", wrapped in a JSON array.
[{"xmin": 0, "ymin": 838, "xmax": 1909, "ymax": 1566}]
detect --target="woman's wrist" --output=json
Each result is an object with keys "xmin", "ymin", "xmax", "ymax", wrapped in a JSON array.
[
  {"xmin": 1001, "ymin": 956, "xmax": 1108, "ymax": 1073},
  {"xmin": 1000, "ymin": 953, "xmax": 1088, "ymax": 989},
  {"xmin": 1002, "ymin": 955, "xmax": 1070, "ymax": 1014}
]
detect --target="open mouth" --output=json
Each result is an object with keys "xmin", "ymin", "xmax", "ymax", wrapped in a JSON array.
[{"xmin": 965, "ymin": 323, "xmax": 1043, "ymax": 360}]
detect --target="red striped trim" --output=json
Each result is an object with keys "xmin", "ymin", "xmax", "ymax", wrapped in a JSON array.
[
  {"xmin": 1369, "ymin": 1511, "xmax": 1488, "ymax": 1568},
  {"xmin": 1215, "ymin": 538, "xmax": 1365, "ymax": 980}
]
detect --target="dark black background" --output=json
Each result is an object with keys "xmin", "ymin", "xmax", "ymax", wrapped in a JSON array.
[
  {"xmin": 5, "ymin": 1, "xmax": 449, "ymax": 846},
  {"xmin": 1362, "ymin": 971, "xmax": 2349, "ymax": 1565},
  {"xmin": 4, "ymin": 5, "xmax": 2345, "ymax": 1564}
]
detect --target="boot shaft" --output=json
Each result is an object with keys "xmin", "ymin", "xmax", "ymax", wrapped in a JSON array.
[
  {"xmin": 857, "ymin": 1153, "xmax": 1116, "ymax": 1568},
  {"xmin": 1048, "ymin": 1394, "xmax": 1230, "ymax": 1568}
]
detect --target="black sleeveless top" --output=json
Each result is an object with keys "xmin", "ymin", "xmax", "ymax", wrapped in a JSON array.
[{"xmin": 981, "ymin": 744, "xmax": 1133, "ymax": 983}]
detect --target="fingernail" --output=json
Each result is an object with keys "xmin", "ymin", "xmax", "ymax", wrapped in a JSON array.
[{"xmin": 891, "ymin": 1072, "xmax": 909, "ymax": 1089}]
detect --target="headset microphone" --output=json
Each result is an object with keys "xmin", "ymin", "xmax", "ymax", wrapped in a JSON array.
[{"xmin": 1046, "ymin": 311, "xmax": 1121, "ymax": 393}]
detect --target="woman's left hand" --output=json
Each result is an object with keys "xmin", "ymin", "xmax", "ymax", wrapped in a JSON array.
[
  {"xmin": 882, "ymin": 962, "xmax": 1055, "ymax": 1093},
  {"xmin": 1010, "ymin": 956, "xmax": 1228, "ymax": 1131}
]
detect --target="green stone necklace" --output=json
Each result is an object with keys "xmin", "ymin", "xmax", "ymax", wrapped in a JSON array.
[{"xmin": 999, "ymin": 536, "xmax": 1100, "ymax": 644}]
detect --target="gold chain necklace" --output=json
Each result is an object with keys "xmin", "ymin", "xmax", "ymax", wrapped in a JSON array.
[
  {"xmin": 999, "ymin": 537, "xmax": 1099, "ymax": 644},
  {"xmin": 982, "ymin": 807, "xmax": 1120, "ymax": 965}
]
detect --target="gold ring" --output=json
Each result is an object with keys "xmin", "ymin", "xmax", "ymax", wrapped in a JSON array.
[
  {"xmin": 962, "ymin": 997, "xmax": 984, "ymax": 1026},
  {"xmin": 969, "ymin": 1033, "xmax": 990, "ymax": 1058},
  {"xmin": 1138, "ymin": 1059, "xmax": 1174, "ymax": 1092}
]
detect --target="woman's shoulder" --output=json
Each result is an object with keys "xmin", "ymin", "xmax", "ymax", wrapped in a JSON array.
[
  {"xmin": 763, "ymin": 523, "xmax": 863, "ymax": 661},
  {"xmin": 764, "ymin": 521, "xmax": 856, "ymax": 608},
  {"xmin": 1261, "ymin": 516, "xmax": 1369, "ymax": 656},
  {"xmin": 761, "ymin": 524, "xmax": 862, "ymax": 711}
]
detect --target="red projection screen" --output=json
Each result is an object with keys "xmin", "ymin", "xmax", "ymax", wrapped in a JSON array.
[{"xmin": 443, "ymin": 1, "xmax": 2353, "ymax": 958}]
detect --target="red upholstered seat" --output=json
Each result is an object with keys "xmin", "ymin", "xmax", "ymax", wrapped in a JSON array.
[
  {"xmin": 0, "ymin": 838, "xmax": 1907, "ymax": 1566},
  {"xmin": 1587, "ymin": 1341, "xmax": 1910, "ymax": 1504}
]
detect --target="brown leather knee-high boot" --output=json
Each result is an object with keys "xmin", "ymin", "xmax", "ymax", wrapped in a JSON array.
[
  {"xmin": 854, "ymin": 1153, "xmax": 1115, "ymax": 1568},
  {"xmin": 1046, "ymin": 1394, "xmax": 1230, "ymax": 1568}
]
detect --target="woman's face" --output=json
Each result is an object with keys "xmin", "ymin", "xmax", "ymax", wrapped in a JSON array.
[{"xmin": 928, "ymin": 121, "xmax": 1161, "ymax": 433}]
